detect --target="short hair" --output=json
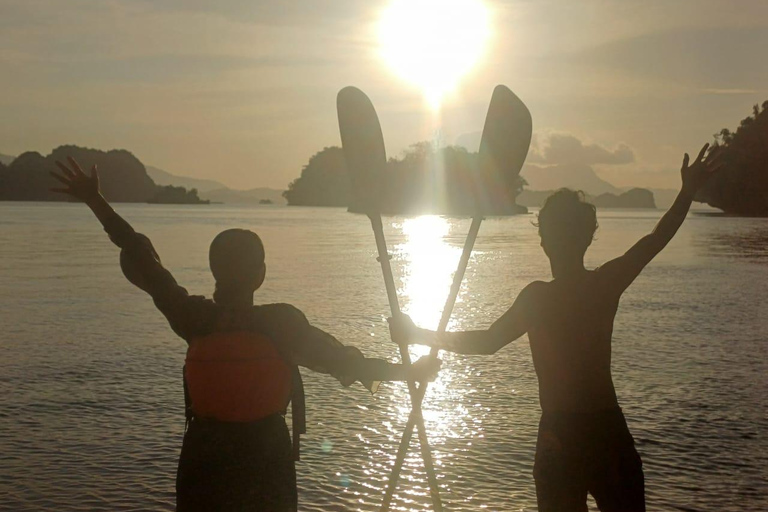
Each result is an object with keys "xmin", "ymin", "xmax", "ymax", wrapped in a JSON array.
[
  {"xmin": 209, "ymin": 229, "xmax": 265, "ymax": 286},
  {"xmin": 536, "ymin": 189, "xmax": 598, "ymax": 252}
]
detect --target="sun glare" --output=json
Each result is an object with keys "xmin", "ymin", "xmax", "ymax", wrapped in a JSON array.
[
  {"xmin": 378, "ymin": 0, "xmax": 491, "ymax": 110},
  {"xmin": 398, "ymin": 216, "xmax": 460, "ymax": 340}
]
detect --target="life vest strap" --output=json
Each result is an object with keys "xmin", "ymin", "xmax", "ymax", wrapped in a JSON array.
[
  {"xmin": 291, "ymin": 367, "xmax": 306, "ymax": 461},
  {"xmin": 183, "ymin": 365, "xmax": 193, "ymax": 432}
]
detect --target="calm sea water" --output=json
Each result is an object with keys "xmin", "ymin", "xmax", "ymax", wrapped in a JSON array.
[{"xmin": 1, "ymin": 202, "xmax": 766, "ymax": 512}]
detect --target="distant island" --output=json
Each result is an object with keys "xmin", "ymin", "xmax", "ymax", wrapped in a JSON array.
[
  {"xmin": 518, "ymin": 188, "xmax": 656, "ymax": 209},
  {"xmin": 0, "ymin": 146, "xmax": 208, "ymax": 204},
  {"xmin": 696, "ymin": 101, "xmax": 768, "ymax": 216},
  {"xmin": 284, "ymin": 143, "xmax": 527, "ymax": 215}
]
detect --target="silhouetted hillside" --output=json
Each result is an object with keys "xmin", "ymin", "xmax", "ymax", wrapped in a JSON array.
[
  {"xmin": 593, "ymin": 188, "xmax": 655, "ymax": 208},
  {"xmin": 0, "ymin": 146, "xmax": 207, "ymax": 204},
  {"xmin": 0, "ymin": 153, "xmax": 14, "ymax": 166},
  {"xmin": 148, "ymin": 185, "xmax": 210, "ymax": 204},
  {"xmin": 284, "ymin": 147, "xmax": 350, "ymax": 207},
  {"xmin": 285, "ymin": 143, "xmax": 527, "ymax": 215},
  {"xmin": 697, "ymin": 101, "xmax": 768, "ymax": 216}
]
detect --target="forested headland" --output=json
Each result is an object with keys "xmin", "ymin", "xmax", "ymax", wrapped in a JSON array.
[
  {"xmin": 0, "ymin": 145, "xmax": 208, "ymax": 204},
  {"xmin": 284, "ymin": 143, "xmax": 528, "ymax": 215},
  {"xmin": 697, "ymin": 101, "xmax": 768, "ymax": 216}
]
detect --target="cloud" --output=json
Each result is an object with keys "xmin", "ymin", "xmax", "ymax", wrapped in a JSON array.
[
  {"xmin": 529, "ymin": 133, "xmax": 635, "ymax": 166},
  {"xmin": 455, "ymin": 131, "xmax": 634, "ymax": 166},
  {"xmin": 569, "ymin": 26, "xmax": 768, "ymax": 92},
  {"xmin": 451, "ymin": 131, "xmax": 634, "ymax": 193},
  {"xmin": 134, "ymin": 0, "xmax": 369, "ymax": 26},
  {"xmin": 702, "ymin": 88, "xmax": 768, "ymax": 95}
]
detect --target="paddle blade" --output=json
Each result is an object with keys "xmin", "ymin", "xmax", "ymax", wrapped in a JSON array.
[
  {"xmin": 476, "ymin": 85, "xmax": 533, "ymax": 214},
  {"xmin": 337, "ymin": 86, "xmax": 387, "ymax": 214}
]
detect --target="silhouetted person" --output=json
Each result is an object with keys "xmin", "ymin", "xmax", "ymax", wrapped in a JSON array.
[
  {"xmin": 50, "ymin": 157, "xmax": 439, "ymax": 512},
  {"xmin": 391, "ymin": 144, "xmax": 723, "ymax": 512}
]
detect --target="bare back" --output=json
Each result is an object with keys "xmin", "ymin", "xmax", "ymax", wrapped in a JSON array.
[{"xmin": 527, "ymin": 269, "xmax": 621, "ymax": 413}]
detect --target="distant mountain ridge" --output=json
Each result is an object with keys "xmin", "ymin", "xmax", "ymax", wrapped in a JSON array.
[
  {"xmin": 0, "ymin": 153, "xmax": 15, "ymax": 165},
  {"xmin": 145, "ymin": 165, "xmax": 228, "ymax": 193},
  {"xmin": 145, "ymin": 165, "xmax": 286, "ymax": 204}
]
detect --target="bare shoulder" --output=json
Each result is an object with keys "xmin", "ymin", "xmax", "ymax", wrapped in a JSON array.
[
  {"xmin": 518, "ymin": 280, "xmax": 549, "ymax": 308},
  {"xmin": 523, "ymin": 280, "xmax": 549, "ymax": 296}
]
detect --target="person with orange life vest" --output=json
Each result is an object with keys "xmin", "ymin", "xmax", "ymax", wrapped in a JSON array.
[{"xmin": 50, "ymin": 157, "xmax": 441, "ymax": 512}]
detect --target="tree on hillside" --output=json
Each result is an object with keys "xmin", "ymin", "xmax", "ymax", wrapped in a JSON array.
[{"xmin": 696, "ymin": 101, "xmax": 768, "ymax": 215}]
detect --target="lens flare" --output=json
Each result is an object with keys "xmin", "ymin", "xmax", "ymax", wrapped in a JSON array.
[{"xmin": 378, "ymin": 0, "xmax": 491, "ymax": 110}]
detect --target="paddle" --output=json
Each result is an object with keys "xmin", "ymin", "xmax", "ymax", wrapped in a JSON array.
[
  {"xmin": 337, "ymin": 86, "xmax": 444, "ymax": 511},
  {"xmin": 380, "ymin": 85, "xmax": 533, "ymax": 511}
]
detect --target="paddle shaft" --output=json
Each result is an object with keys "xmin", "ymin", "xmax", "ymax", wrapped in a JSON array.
[
  {"xmin": 381, "ymin": 215, "xmax": 483, "ymax": 511},
  {"xmin": 368, "ymin": 214, "xmax": 444, "ymax": 512}
]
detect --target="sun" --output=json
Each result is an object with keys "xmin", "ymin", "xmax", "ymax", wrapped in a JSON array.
[{"xmin": 378, "ymin": 0, "xmax": 491, "ymax": 110}]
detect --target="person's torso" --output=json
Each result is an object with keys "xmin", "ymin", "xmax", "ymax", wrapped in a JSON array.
[{"xmin": 527, "ymin": 270, "xmax": 621, "ymax": 413}]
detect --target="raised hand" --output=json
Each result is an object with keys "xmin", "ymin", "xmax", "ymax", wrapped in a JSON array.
[
  {"xmin": 681, "ymin": 143, "xmax": 725, "ymax": 196},
  {"xmin": 50, "ymin": 156, "xmax": 101, "ymax": 204}
]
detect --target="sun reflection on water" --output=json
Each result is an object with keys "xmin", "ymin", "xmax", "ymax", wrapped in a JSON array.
[
  {"xmin": 398, "ymin": 216, "xmax": 461, "ymax": 337},
  {"xmin": 362, "ymin": 215, "xmax": 485, "ymax": 506},
  {"xmin": 353, "ymin": 216, "xmax": 492, "ymax": 508}
]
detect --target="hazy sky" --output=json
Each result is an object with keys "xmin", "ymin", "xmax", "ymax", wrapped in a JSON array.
[{"xmin": 2, "ymin": 0, "xmax": 767, "ymax": 190}]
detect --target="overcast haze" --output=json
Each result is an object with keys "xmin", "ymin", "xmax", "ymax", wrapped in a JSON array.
[{"xmin": 2, "ymin": 0, "xmax": 767, "ymax": 190}]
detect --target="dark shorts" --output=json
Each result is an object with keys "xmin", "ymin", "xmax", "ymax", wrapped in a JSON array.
[
  {"xmin": 176, "ymin": 414, "xmax": 297, "ymax": 512},
  {"xmin": 534, "ymin": 408, "xmax": 645, "ymax": 512}
]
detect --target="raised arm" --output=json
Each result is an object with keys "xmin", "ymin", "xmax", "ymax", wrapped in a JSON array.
[
  {"xmin": 50, "ymin": 157, "xmax": 214, "ymax": 340},
  {"xmin": 391, "ymin": 282, "xmax": 540, "ymax": 355},
  {"xmin": 598, "ymin": 144, "xmax": 724, "ymax": 295}
]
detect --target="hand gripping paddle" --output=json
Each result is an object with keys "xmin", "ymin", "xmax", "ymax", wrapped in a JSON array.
[
  {"xmin": 379, "ymin": 85, "xmax": 532, "ymax": 511},
  {"xmin": 337, "ymin": 86, "xmax": 444, "ymax": 511}
]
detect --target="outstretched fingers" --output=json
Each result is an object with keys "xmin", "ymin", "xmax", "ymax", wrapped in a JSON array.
[
  {"xmin": 55, "ymin": 160, "xmax": 76, "ymax": 178},
  {"xmin": 67, "ymin": 156, "xmax": 86, "ymax": 177},
  {"xmin": 49, "ymin": 171, "xmax": 72, "ymax": 187},
  {"xmin": 682, "ymin": 153, "xmax": 690, "ymax": 169},
  {"xmin": 694, "ymin": 143, "xmax": 710, "ymax": 164}
]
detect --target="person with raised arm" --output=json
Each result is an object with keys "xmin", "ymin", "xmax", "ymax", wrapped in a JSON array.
[
  {"xmin": 390, "ymin": 144, "xmax": 723, "ymax": 512},
  {"xmin": 50, "ymin": 157, "xmax": 440, "ymax": 512}
]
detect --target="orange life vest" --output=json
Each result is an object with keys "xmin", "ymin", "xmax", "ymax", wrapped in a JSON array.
[{"xmin": 184, "ymin": 331, "xmax": 292, "ymax": 423}]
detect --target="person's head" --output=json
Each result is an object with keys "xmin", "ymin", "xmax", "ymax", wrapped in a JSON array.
[
  {"xmin": 536, "ymin": 189, "xmax": 598, "ymax": 262},
  {"xmin": 209, "ymin": 229, "xmax": 266, "ymax": 304}
]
